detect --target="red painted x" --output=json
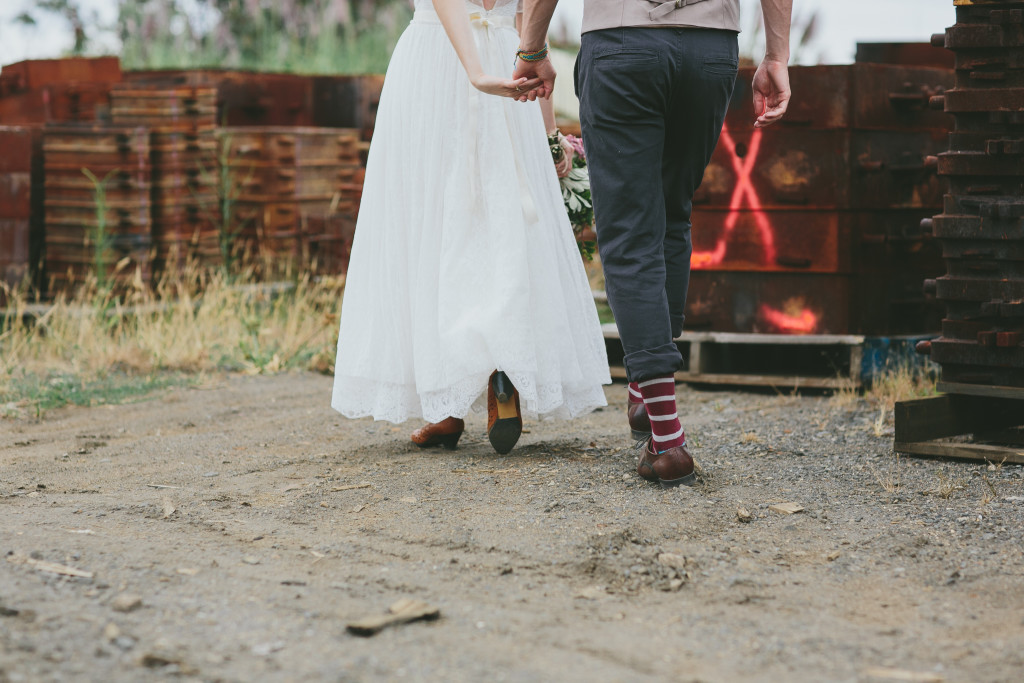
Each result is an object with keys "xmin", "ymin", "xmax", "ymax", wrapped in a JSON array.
[{"xmin": 691, "ymin": 124, "xmax": 777, "ymax": 269}]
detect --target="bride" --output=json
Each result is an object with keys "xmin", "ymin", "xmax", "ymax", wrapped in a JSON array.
[{"xmin": 331, "ymin": 0, "xmax": 610, "ymax": 454}]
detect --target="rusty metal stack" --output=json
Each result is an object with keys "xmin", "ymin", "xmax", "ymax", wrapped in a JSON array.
[
  {"xmin": 220, "ymin": 127, "xmax": 362, "ymax": 266},
  {"xmin": 110, "ymin": 87, "xmax": 220, "ymax": 274},
  {"xmin": 686, "ymin": 63, "xmax": 953, "ymax": 336},
  {"xmin": 0, "ymin": 57, "xmax": 119, "ymax": 125},
  {"xmin": 0, "ymin": 127, "xmax": 41, "ymax": 302},
  {"xmin": 42, "ymin": 125, "xmax": 152, "ymax": 292},
  {"xmin": 922, "ymin": 0, "xmax": 1024, "ymax": 391}
]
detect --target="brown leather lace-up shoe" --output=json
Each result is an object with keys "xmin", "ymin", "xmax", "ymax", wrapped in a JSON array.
[
  {"xmin": 410, "ymin": 417, "xmax": 465, "ymax": 449},
  {"xmin": 627, "ymin": 401, "xmax": 651, "ymax": 440},
  {"xmin": 637, "ymin": 437, "xmax": 696, "ymax": 488},
  {"xmin": 487, "ymin": 371, "xmax": 522, "ymax": 454}
]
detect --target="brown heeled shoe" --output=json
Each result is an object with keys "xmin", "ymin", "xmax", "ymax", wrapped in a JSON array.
[
  {"xmin": 411, "ymin": 417, "xmax": 465, "ymax": 450},
  {"xmin": 637, "ymin": 437, "xmax": 696, "ymax": 488},
  {"xmin": 627, "ymin": 401, "xmax": 652, "ymax": 441},
  {"xmin": 487, "ymin": 371, "xmax": 522, "ymax": 455}
]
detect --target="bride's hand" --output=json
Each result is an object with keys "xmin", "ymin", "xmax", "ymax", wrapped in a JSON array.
[
  {"xmin": 472, "ymin": 74, "xmax": 543, "ymax": 98},
  {"xmin": 555, "ymin": 136, "xmax": 574, "ymax": 178}
]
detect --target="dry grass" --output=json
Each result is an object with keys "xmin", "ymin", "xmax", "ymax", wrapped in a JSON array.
[
  {"xmin": 1, "ymin": 262, "xmax": 343, "ymax": 416},
  {"xmin": 869, "ymin": 453, "xmax": 905, "ymax": 495},
  {"xmin": 935, "ymin": 470, "xmax": 965, "ymax": 499},
  {"xmin": 830, "ymin": 362, "xmax": 938, "ymax": 436}
]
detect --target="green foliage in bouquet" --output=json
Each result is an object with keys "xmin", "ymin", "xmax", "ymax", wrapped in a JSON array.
[{"xmin": 554, "ymin": 134, "xmax": 597, "ymax": 261}]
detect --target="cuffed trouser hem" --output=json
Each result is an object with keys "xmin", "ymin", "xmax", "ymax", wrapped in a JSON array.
[{"xmin": 624, "ymin": 344, "xmax": 684, "ymax": 384}]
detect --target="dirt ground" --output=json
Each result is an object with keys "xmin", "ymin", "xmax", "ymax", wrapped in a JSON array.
[{"xmin": 1, "ymin": 372, "xmax": 1023, "ymax": 683}]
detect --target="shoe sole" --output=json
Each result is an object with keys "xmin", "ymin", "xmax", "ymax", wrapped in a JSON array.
[
  {"xmin": 488, "ymin": 418, "xmax": 521, "ymax": 455},
  {"xmin": 413, "ymin": 433, "xmax": 462, "ymax": 450},
  {"xmin": 659, "ymin": 472, "xmax": 697, "ymax": 488}
]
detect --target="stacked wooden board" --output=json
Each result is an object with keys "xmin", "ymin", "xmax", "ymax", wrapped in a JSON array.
[
  {"xmin": 42, "ymin": 125, "xmax": 152, "ymax": 292},
  {"xmin": 110, "ymin": 87, "xmax": 220, "ymax": 274},
  {"xmin": 221, "ymin": 127, "xmax": 362, "ymax": 268}
]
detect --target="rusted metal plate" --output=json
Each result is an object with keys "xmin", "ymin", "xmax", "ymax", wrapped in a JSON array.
[
  {"xmin": 0, "ymin": 83, "xmax": 112, "ymax": 124},
  {"xmin": 935, "ymin": 275, "xmax": 1024, "ymax": 301},
  {"xmin": 856, "ymin": 42, "xmax": 955, "ymax": 69},
  {"xmin": 690, "ymin": 210, "xmax": 850, "ymax": 273},
  {"xmin": 685, "ymin": 272, "xmax": 855, "ymax": 334},
  {"xmin": 0, "ymin": 126, "xmax": 37, "ymax": 173},
  {"xmin": 0, "ymin": 218, "xmax": 31, "ymax": 292},
  {"xmin": 939, "ymin": 149, "xmax": 1024, "ymax": 174},
  {"xmin": 851, "ymin": 130, "xmax": 948, "ymax": 208},
  {"xmin": 305, "ymin": 213, "xmax": 356, "ymax": 274},
  {"xmin": 219, "ymin": 127, "xmax": 360, "ymax": 165},
  {"xmin": 726, "ymin": 64, "xmax": 952, "ymax": 131},
  {"xmin": 231, "ymin": 163, "xmax": 362, "ymax": 200},
  {"xmin": 123, "ymin": 69, "xmax": 315, "ymax": 127},
  {"xmin": 931, "ymin": 340, "xmax": 1024, "ymax": 368},
  {"xmin": 0, "ymin": 57, "xmax": 121, "ymax": 95},
  {"xmin": 0, "ymin": 173, "xmax": 31, "ymax": 219},
  {"xmin": 932, "ymin": 213, "xmax": 1024, "ymax": 239},
  {"xmin": 941, "ymin": 238, "xmax": 1024, "ymax": 260},
  {"xmin": 695, "ymin": 128, "xmax": 945, "ymax": 210},
  {"xmin": 695, "ymin": 128, "xmax": 850, "ymax": 208}
]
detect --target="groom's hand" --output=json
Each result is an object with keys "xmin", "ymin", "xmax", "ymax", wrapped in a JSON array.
[
  {"xmin": 752, "ymin": 59, "xmax": 791, "ymax": 128},
  {"xmin": 512, "ymin": 56, "xmax": 556, "ymax": 102}
]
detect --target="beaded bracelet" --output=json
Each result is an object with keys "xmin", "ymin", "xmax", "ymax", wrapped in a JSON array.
[{"xmin": 516, "ymin": 44, "xmax": 549, "ymax": 62}]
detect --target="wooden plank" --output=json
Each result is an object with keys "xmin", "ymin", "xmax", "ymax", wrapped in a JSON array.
[
  {"xmin": 679, "ymin": 372, "xmax": 857, "ymax": 389},
  {"xmin": 607, "ymin": 366, "xmax": 857, "ymax": 389},
  {"xmin": 849, "ymin": 344, "xmax": 864, "ymax": 384},
  {"xmin": 936, "ymin": 381, "xmax": 1024, "ymax": 401},
  {"xmin": 894, "ymin": 394, "xmax": 1024, "ymax": 442},
  {"xmin": 601, "ymin": 323, "xmax": 864, "ymax": 346},
  {"xmin": 689, "ymin": 340, "xmax": 705, "ymax": 375},
  {"xmin": 895, "ymin": 440, "xmax": 1024, "ymax": 465}
]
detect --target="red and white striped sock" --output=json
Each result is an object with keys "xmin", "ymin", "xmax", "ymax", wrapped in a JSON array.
[
  {"xmin": 627, "ymin": 382, "xmax": 644, "ymax": 406},
  {"xmin": 638, "ymin": 376, "xmax": 685, "ymax": 452}
]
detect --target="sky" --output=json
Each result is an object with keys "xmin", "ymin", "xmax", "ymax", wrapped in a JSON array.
[{"xmin": 0, "ymin": 0, "xmax": 957, "ymax": 67}]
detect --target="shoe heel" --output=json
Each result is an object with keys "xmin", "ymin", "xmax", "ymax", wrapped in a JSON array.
[
  {"xmin": 659, "ymin": 472, "xmax": 697, "ymax": 488},
  {"xmin": 631, "ymin": 429, "xmax": 652, "ymax": 441},
  {"xmin": 492, "ymin": 371, "xmax": 513, "ymax": 403},
  {"xmin": 438, "ymin": 432, "xmax": 462, "ymax": 450}
]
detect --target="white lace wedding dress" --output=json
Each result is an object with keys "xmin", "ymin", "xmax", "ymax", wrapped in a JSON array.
[{"xmin": 331, "ymin": 0, "xmax": 610, "ymax": 424}]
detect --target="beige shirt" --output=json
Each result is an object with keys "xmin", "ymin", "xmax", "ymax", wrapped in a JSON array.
[{"xmin": 582, "ymin": 0, "xmax": 740, "ymax": 34}]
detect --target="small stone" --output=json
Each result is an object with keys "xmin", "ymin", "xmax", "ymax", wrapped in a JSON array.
[
  {"xmin": 242, "ymin": 556, "xmax": 260, "ymax": 565},
  {"xmin": 111, "ymin": 594, "xmax": 142, "ymax": 613},
  {"xmin": 737, "ymin": 508, "xmax": 754, "ymax": 523},
  {"xmin": 102, "ymin": 623, "xmax": 121, "ymax": 641},
  {"xmin": 113, "ymin": 636, "xmax": 136, "ymax": 651},
  {"xmin": 202, "ymin": 472, "xmax": 219, "ymax": 478},
  {"xmin": 668, "ymin": 578, "xmax": 684, "ymax": 591},
  {"xmin": 574, "ymin": 585, "xmax": 605, "ymax": 600},
  {"xmin": 657, "ymin": 553, "xmax": 687, "ymax": 570},
  {"xmin": 827, "ymin": 551, "xmax": 841, "ymax": 562}
]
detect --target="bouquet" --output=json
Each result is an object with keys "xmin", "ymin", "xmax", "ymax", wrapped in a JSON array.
[{"xmin": 550, "ymin": 133, "xmax": 597, "ymax": 260}]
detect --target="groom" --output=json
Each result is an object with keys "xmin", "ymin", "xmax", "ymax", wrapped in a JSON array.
[{"xmin": 514, "ymin": 0, "xmax": 792, "ymax": 486}]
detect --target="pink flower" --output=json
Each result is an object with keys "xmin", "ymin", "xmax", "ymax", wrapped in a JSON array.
[{"xmin": 564, "ymin": 134, "xmax": 586, "ymax": 160}]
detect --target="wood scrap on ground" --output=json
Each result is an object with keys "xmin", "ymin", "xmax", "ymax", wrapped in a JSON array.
[{"xmin": 346, "ymin": 599, "xmax": 441, "ymax": 637}]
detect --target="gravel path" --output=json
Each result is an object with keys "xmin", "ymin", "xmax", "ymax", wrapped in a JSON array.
[{"xmin": 1, "ymin": 373, "xmax": 1022, "ymax": 682}]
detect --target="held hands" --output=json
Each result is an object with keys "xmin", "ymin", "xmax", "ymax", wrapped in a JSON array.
[
  {"xmin": 511, "ymin": 56, "xmax": 556, "ymax": 102},
  {"xmin": 752, "ymin": 59, "xmax": 791, "ymax": 128},
  {"xmin": 472, "ymin": 73, "xmax": 543, "ymax": 99}
]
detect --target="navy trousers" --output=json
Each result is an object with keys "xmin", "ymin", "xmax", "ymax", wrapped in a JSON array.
[{"xmin": 576, "ymin": 27, "xmax": 738, "ymax": 382}]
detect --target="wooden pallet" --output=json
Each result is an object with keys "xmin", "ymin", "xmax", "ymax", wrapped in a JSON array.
[
  {"xmin": 602, "ymin": 323, "xmax": 864, "ymax": 389},
  {"xmin": 895, "ymin": 391, "xmax": 1024, "ymax": 464}
]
